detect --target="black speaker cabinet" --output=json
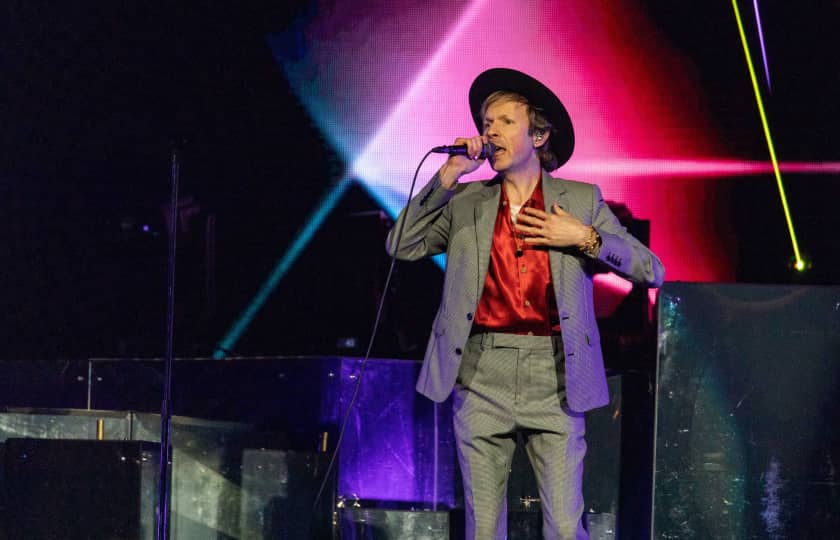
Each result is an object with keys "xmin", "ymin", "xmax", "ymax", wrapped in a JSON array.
[
  {"xmin": 0, "ymin": 411, "xmax": 337, "ymax": 539},
  {"xmin": 2, "ymin": 438, "xmax": 159, "ymax": 540}
]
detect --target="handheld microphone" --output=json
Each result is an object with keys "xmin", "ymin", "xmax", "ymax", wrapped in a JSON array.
[{"xmin": 431, "ymin": 141, "xmax": 496, "ymax": 159}]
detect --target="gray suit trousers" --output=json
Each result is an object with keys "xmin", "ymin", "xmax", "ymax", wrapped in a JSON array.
[{"xmin": 454, "ymin": 333, "xmax": 588, "ymax": 540}]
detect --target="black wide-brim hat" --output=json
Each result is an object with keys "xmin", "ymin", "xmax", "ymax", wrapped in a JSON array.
[{"xmin": 469, "ymin": 68, "xmax": 575, "ymax": 168}]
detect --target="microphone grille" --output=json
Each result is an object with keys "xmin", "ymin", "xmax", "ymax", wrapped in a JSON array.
[{"xmin": 482, "ymin": 141, "xmax": 496, "ymax": 158}]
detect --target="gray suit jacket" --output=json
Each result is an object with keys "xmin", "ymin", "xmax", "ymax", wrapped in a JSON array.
[{"xmin": 386, "ymin": 170, "xmax": 664, "ymax": 412}]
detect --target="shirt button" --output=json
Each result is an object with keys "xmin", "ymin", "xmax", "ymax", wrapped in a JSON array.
[
  {"xmin": 520, "ymin": 266, "xmax": 527, "ymax": 273},
  {"xmin": 524, "ymin": 300, "xmax": 531, "ymax": 307},
  {"xmin": 455, "ymin": 348, "xmax": 463, "ymax": 355},
  {"xmin": 527, "ymin": 331, "xmax": 534, "ymax": 336},
  {"xmin": 466, "ymin": 313, "xmax": 473, "ymax": 321}
]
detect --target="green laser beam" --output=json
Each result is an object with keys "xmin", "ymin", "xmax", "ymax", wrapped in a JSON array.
[{"xmin": 731, "ymin": 0, "xmax": 803, "ymax": 268}]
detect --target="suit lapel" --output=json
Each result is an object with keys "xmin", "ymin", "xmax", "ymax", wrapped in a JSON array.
[
  {"xmin": 474, "ymin": 179, "xmax": 501, "ymax": 301},
  {"xmin": 541, "ymin": 173, "xmax": 570, "ymax": 307}
]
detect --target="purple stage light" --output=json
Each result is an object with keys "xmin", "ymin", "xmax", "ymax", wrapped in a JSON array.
[{"xmin": 753, "ymin": 0, "xmax": 772, "ymax": 92}]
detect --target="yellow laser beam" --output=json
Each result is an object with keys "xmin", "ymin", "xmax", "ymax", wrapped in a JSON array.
[{"xmin": 731, "ymin": 0, "xmax": 803, "ymax": 269}]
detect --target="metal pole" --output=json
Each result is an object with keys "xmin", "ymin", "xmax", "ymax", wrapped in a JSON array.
[{"xmin": 157, "ymin": 146, "xmax": 180, "ymax": 540}]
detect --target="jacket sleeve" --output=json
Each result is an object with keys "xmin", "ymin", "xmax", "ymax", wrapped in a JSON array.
[
  {"xmin": 385, "ymin": 173, "xmax": 457, "ymax": 260},
  {"xmin": 589, "ymin": 184, "xmax": 665, "ymax": 287}
]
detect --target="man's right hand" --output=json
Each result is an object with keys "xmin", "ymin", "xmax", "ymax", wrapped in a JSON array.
[{"xmin": 438, "ymin": 135, "xmax": 487, "ymax": 189}]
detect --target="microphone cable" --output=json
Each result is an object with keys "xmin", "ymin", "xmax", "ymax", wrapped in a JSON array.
[{"xmin": 311, "ymin": 148, "xmax": 438, "ymax": 513}]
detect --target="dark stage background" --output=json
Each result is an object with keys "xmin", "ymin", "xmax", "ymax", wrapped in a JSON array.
[{"xmin": 2, "ymin": 1, "xmax": 839, "ymax": 362}]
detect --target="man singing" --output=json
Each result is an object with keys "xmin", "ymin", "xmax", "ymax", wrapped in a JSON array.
[{"xmin": 387, "ymin": 68, "xmax": 664, "ymax": 539}]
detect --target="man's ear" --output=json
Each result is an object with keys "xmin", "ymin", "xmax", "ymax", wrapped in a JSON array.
[{"xmin": 533, "ymin": 129, "xmax": 550, "ymax": 148}]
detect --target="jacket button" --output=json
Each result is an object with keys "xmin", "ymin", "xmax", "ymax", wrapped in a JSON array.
[
  {"xmin": 466, "ymin": 313, "xmax": 473, "ymax": 321},
  {"xmin": 455, "ymin": 348, "xmax": 462, "ymax": 355}
]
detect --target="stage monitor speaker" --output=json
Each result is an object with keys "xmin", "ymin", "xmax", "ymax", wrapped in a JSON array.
[
  {"xmin": 2, "ymin": 438, "xmax": 159, "ymax": 540},
  {"xmin": 0, "ymin": 411, "xmax": 336, "ymax": 539}
]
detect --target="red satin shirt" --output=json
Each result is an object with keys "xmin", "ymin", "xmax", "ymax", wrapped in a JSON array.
[{"xmin": 472, "ymin": 181, "xmax": 561, "ymax": 336}]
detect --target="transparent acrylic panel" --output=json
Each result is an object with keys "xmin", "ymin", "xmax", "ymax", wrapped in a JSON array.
[{"xmin": 654, "ymin": 283, "xmax": 840, "ymax": 539}]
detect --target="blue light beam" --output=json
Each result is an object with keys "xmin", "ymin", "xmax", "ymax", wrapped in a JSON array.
[{"xmin": 214, "ymin": 176, "xmax": 354, "ymax": 358}]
